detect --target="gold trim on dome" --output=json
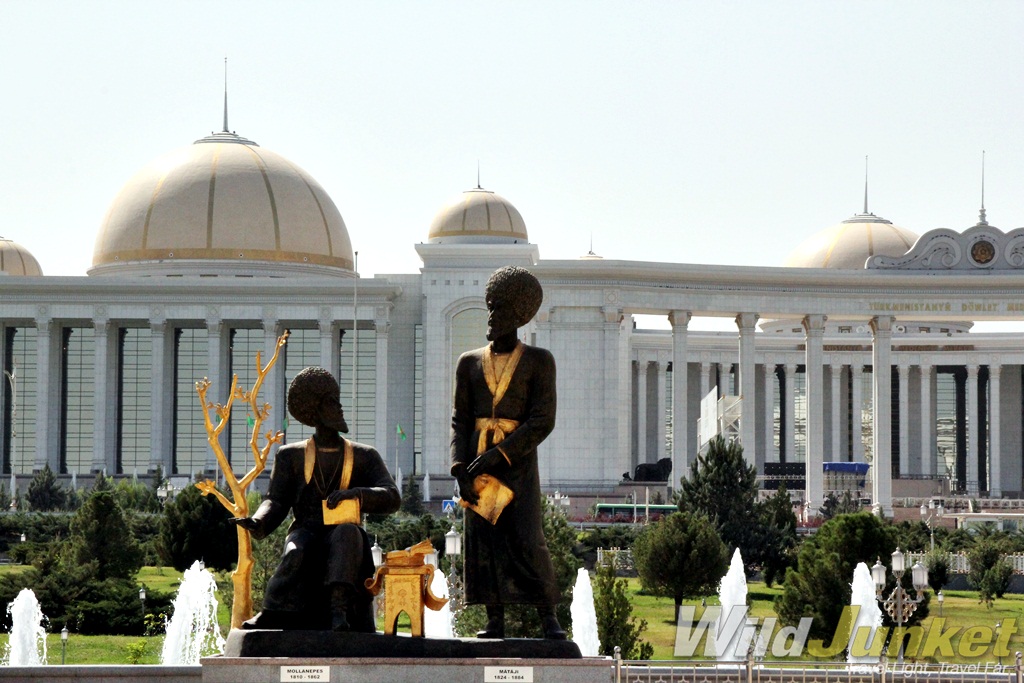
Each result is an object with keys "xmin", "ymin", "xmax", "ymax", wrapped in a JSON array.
[
  {"xmin": 141, "ymin": 169, "xmax": 171, "ymax": 250},
  {"xmin": 206, "ymin": 145, "xmax": 222, "ymax": 248},
  {"xmin": 283, "ymin": 157, "xmax": 334, "ymax": 257},
  {"xmin": 245, "ymin": 146, "xmax": 282, "ymax": 251},
  {"xmin": 94, "ymin": 247, "xmax": 353, "ymax": 270}
]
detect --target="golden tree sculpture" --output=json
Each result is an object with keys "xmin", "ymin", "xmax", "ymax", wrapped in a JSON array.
[{"xmin": 194, "ymin": 332, "xmax": 288, "ymax": 629}]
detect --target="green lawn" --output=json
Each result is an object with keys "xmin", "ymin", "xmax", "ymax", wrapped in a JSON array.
[{"xmin": 626, "ymin": 578, "xmax": 1024, "ymax": 664}]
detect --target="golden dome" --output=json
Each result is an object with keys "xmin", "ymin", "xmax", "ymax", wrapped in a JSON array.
[
  {"xmin": 785, "ymin": 213, "xmax": 918, "ymax": 269},
  {"xmin": 0, "ymin": 236, "xmax": 43, "ymax": 276},
  {"xmin": 427, "ymin": 187, "xmax": 528, "ymax": 244},
  {"xmin": 90, "ymin": 132, "xmax": 353, "ymax": 277}
]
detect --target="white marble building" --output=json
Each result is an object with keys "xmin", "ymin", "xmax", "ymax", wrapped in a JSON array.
[{"xmin": 2, "ymin": 124, "xmax": 1023, "ymax": 516}]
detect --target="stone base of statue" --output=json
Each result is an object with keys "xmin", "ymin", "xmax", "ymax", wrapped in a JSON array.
[
  {"xmin": 202, "ymin": 632, "xmax": 604, "ymax": 683},
  {"xmin": 222, "ymin": 628, "xmax": 582, "ymax": 658}
]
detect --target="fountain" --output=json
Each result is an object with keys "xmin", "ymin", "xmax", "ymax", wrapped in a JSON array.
[
  {"xmin": 3, "ymin": 588, "xmax": 47, "ymax": 665},
  {"xmin": 847, "ymin": 562, "xmax": 883, "ymax": 664},
  {"xmin": 569, "ymin": 568, "xmax": 599, "ymax": 656},
  {"xmin": 423, "ymin": 565, "xmax": 452, "ymax": 638},
  {"xmin": 160, "ymin": 561, "xmax": 225, "ymax": 665},
  {"xmin": 715, "ymin": 548, "xmax": 748, "ymax": 662}
]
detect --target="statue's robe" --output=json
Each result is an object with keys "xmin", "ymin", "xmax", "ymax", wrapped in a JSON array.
[
  {"xmin": 450, "ymin": 342, "xmax": 561, "ymax": 607},
  {"xmin": 248, "ymin": 438, "xmax": 400, "ymax": 630}
]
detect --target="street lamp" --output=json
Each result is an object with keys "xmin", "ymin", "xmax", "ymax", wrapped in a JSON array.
[
  {"xmin": 920, "ymin": 500, "xmax": 945, "ymax": 552},
  {"xmin": 371, "ymin": 537, "xmax": 383, "ymax": 568},
  {"xmin": 936, "ymin": 590, "xmax": 944, "ymax": 617},
  {"xmin": 872, "ymin": 548, "xmax": 929, "ymax": 665},
  {"xmin": 139, "ymin": 587, "xmax": 146, "ymax": 626},
  {"xmin": 60, "ymin": 625, "xmax": 68, "ymax": 665},
  {"xmin": 444, "ymin": 525, "xmax": 463, "ymax": 613}
]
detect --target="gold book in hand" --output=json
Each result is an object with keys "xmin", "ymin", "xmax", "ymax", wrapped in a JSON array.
[
  {"xmin": 322, "ymin": 498, "xmax": 361, "ymax": 525},
  {"xmin": 458, "ymin": 474, "xmax": 514, "ymax": 524}
]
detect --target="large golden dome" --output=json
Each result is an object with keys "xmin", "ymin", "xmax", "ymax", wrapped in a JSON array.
[
  {"xmin": 427, "ymin": 187, "xmax": 528, "ymax": 244},
  {"xmin": 0, "ymin": 236, "xmax": 43, "ymax": 276},
  {"xmin": 89, "ymin": 132, "xmax": 354, "ymax": 277},
  {"xmin": 785, "ymin": 213, "xmax": 918, "ymax": 269}
]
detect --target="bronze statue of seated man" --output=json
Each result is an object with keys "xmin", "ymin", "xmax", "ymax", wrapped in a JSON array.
[{"xmin": 232, "ymin": 366, "xmax": 400, "ymax": 631}]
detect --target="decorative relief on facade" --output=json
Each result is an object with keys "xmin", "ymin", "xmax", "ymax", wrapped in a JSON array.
[{"xmin": 869, "ymin": 225, "xmax": 1024, "ymax": 270}]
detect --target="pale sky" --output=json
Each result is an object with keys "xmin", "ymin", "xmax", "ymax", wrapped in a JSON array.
[{"xmin": 2, "ymin": 1, "xmax": 1023, "ymax": 284}]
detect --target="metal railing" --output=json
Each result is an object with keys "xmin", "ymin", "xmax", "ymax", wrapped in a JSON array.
[{"xmin": 612, "ymin": 649, "xmax": 1023, "ymax": 683}]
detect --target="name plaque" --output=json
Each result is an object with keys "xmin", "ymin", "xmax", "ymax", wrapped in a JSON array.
[
  {"xmin": 281, "ymin": 665, "xmax": 330, "ymax": 682},
  {"xmin": 484, "ymin": 666, "xmax": 534, "ymax": 682}
]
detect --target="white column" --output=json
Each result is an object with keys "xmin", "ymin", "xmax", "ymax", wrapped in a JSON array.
[
  {"xmin": 919, "ymin": 365, "xmax": 933, "ymax": 476},
  {"xmin": 636, "ymin": 357, "xmax": 648, "ymax": 465},
  {"xmin": 206, "ymin": 319, "xmax": 225, "ymax": 473},
  {"xmin": 897, "ymin": 364, "xmax": 910, "ymax": 476},
  {"xmin": 967, "ymin": 364, "xmax": 980, "ymax": 494},
  {"xmin": 150, "ymin": 320, "xmax": 172, "ymax": 474},
  {"xmin": 669, "ymin": 311, "xmax": 690, "ymax": 483},
  {"xmin": 700, "ymin": 362, "xmax": 711, "ymax": 400},
  {"xmin": 656, "ymin": 359, "xmax": 667, "ymax": 465},
  {"xmin": 784, "ymin": 363, "xmax": 796, "ymax": 463},
  {"xmin": 851, "ymin": 363, "xmax": 864, "ymax": 463},
  {"xmin": 33, "ymin": 317, "xmax": 55, "ymax": 471},
  {"xmin": 871, "ymin": 316, "xmax": 893, "ymax": 516},
  {"xmin": 990, "ymin": 365, "xmax": 1002, "ymax": 497},
  {"xmin": 91, "ymin": 319, "xmax": 113, "ymax": 473},
  {"xmin": 374, "ymin": 312, "xmax": 390, "ymax": 470},
  {"xmin": 263, "ymin": 320, "xmax": 283, "ymax": 434},
  {"xmin": 830, "ymin": 363, "xmax": 842, "ymax": 461},
  {"xmin": 763, "ymin": 362, "xmax": 775, "ymax": 461},
  {"xmin": 0, "ymin": 324, "xmax": 5, "ymax": 465},
  {"xmin": 604, "ymin": 307, "xmax": 628, "ymax": 481},
  {"xmin": 736, "ymin": 313, "xmax": 758, "ymax": 465},
  {"xmin": 803, "ymin": 315, "xmax": 826, "ymax": 511}
]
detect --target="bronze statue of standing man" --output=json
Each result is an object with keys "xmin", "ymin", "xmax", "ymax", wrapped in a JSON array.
[{"xmin": 450, "ymin": 266, "xmax": 566, "ymax": 640}]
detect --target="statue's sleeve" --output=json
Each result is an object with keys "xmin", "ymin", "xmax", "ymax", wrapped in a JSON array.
[
  {"xmin": 449, "ymin": 352, "xmax": 476, "ymax": 474},
  {"xmin": 354, "ymin": 448, "xmax": 401, "ymax": 514},
  {"xmin": 495, "ymin": 347, "xmax": 556, "ymax": 465}
]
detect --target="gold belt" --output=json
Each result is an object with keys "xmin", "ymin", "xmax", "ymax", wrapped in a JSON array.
[{"xmin": 475, "ymin": 417, "xmax": 519, "ymax": 455}]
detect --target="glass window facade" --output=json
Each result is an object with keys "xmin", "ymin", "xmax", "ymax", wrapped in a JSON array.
[
  {"xmin": 3, "ymin": 327, "xmax": 37, "ymax": 474},
  {"xmin": 228, "ymin": 328, "xmax": 262, "ymax": 473},
  {"xmin": 118, "ymin": 328, "xmax": 152, "ymax": 474},
  {"xmin": 173, "ymin": 328, "xmax": 209, "ymax": 477},
  {"xmin": 338, "ymin": 326, "xmax": 376, "ymax": 443},
  {"xmin": 282, "ymin": 328, "xmax": 319, "ymax": 445},
  {"xmin": 413, "ymin": 324, "xmax": 423, "ymax": 473},
  {"xmin": 61, "ymin": 327, "xmax": 94, "ymax": 474}
]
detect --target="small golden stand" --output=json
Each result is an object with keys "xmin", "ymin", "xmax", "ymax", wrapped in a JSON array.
[{"xmin": 364, "ymin": 540, "xmax": 449, "ymax": 637}]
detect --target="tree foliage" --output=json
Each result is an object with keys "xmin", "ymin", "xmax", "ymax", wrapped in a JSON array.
[
  {"xmin": 26, "ymin": 464, "xmax": 69, "ymax": 512},
  {"xmin": 924, "ymin": 550, "xmax": 950, "ymax": 594},
  {"xmin": 775, "ymin": 512, "xmax": 910, "ymax": 641},
  {"xmin": 967, "ymin": 535, "xmax": 1014, "ymax": 607},
  {"xmin": 159, "ymin": 481, "xmax": 236, "ymax": 571},
  {"xmin": 818, "ymin": 491, "xmax": 861, "ymax": 520},
  {"xmin": 755, "ymin": 485, "xmax": 799, "ymax": 587},
  {"xmin": 633, "ymin": 511, "xmax": 726, "ymax": 612},
  {"xmin": 594, "ymin": 557, "xmax": 653, "ymax": 659},
  {"xmin": 71, "ymin": 490, "xmax": 143, "ymax": 580}
]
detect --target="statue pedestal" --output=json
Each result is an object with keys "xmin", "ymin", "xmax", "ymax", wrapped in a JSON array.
[{"xmin": 202, "ymin": 631, "xmax": 604, "ymax": 683}]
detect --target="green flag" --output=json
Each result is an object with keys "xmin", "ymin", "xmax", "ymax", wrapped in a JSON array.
[
  {"xmin": 396, "ymin": 424, "xmax": 407, "ymax": 441},
  {"xmin": 247, "ymin": 415, "xmax": 255, "ymax": 428}
]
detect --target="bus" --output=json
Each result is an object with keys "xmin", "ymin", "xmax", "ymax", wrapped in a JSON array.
[{"xmin": 593, "ymin": 503, "xmax": 677, "ymax": 523}]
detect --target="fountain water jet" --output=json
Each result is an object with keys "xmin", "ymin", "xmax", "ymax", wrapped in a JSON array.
[
  {"xmin": 160, "ymin": 561, "xmax": 225, "ymax": 665},
  {"xmin": 715, "ymin": 548, "xmax": 748, "ymax": 662},
  {"xmin": 423, "ymin": 566, "xmax": 452, "ymax": 638},
  {"xmin": 570, "ymin": 568, "xmax": 599, "ymax": 656},
  {"xmin": 847, "ymin": 562, "xmax": 883, "ymax": 665},
  {"xmin": 3, "ymin": 588, "xmax": 47, "ymax": 665}
]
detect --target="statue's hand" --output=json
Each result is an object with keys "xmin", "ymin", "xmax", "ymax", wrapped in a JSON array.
[
  {"xmin": 453, "ymin": 466, "xmax": 479, "ymax": 506},
  {"xmin": 466, "ymin": 448, "xmax": 505, "ymax": 478},
  {"xmin": 229, "ymin": 517, "xmax": 259, "ymax": 532},
  {"xmin": 326, "ymin": 488, "xmax": 361, "ymax": 509}
]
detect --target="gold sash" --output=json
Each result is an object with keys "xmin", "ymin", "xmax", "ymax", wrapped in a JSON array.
[
  {"xmin": 301, "ymin": 439, "xmax": 360, "ymax": 525},
  {"xmin": 458, "ymin": 342, "xmax": 523, "ymax": 524}
]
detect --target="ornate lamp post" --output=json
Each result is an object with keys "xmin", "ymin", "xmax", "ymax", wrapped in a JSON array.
[
  {"xmin": 444, "ymin": 525, "xmax": 463, "ymax": 613},
  {"xmin": 370, "ymin": 538, "xmax": 385, "ymax": 623},
  {"xmin": 60, "ymin": 625, "xmax": 68, "ymax": 665},
  {"xmin": 872, "ymin": 548, "xmax": 929, "ymax": 665},
  {"xmin": 139, "ymin": 587, "xmax": 146, "ymax": 625},
  {"xmin": 936, "ymin": 590, "xmax": 944, "ymax": 617},
  {"xmin": 920, "ymin": 500, "xmax": 945, "ymax": 552}
]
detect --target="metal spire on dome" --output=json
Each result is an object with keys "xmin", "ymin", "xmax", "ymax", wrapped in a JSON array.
[
  {"xmin": 476, "ymin": 161, "xmax": 482, "ymax": 190},
  {"xmin": 978, "ymin": 150, "xmax": 988, "ymax": 225},
  {"xmin": 223, "ymin": 57, "xmax": 229, "ymax": 133},
  {"xmin": 860, "ymin": 156, "xmax": 868, "ymax": 215}
]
